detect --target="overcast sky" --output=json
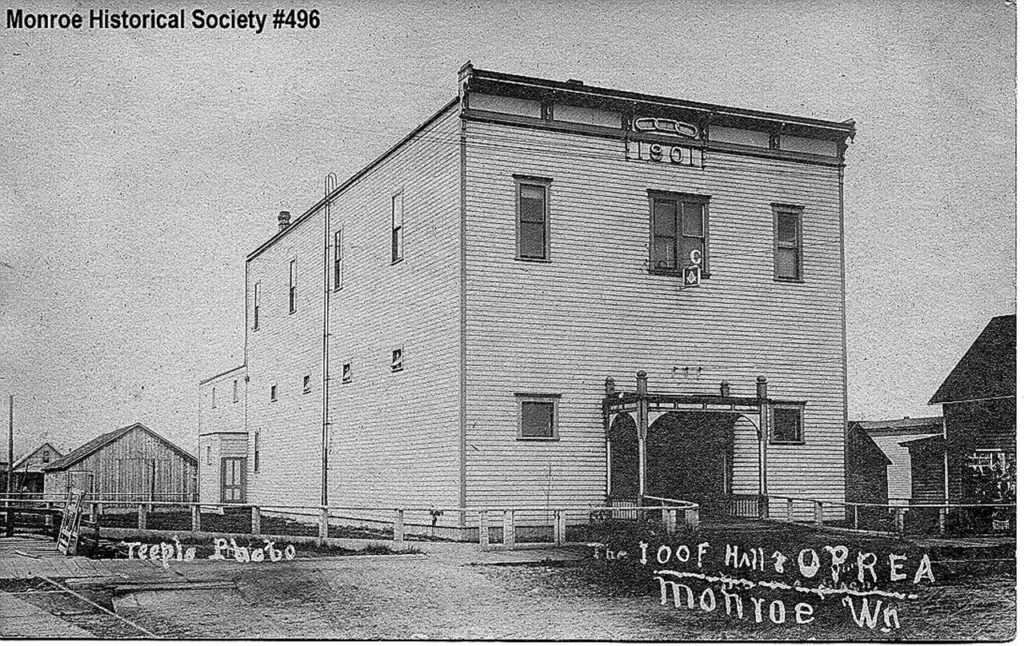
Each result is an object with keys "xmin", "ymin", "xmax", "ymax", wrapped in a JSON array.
[{"xmin": 0, "ymin": 0, "xmax": 1015, "ymax": 457}]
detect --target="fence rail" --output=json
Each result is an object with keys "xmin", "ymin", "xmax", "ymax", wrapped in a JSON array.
[
  {"xmin": 0, "ymin": 497, "xmax": 700, "ymax": 551},
  {"xmin": 767, "ymin": 495, "xmax": 1015, "ymax": 537}
]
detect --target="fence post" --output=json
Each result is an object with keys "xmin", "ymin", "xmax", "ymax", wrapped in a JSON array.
[
  {"xmin": 938, "ymin": 507, "xmax": 947, "ymax": 535},
  {"xmin": 479, "ymin": 511, "xmax": 490, "ymax": 550},
  {"xmin": 137, "ymin": 504, "xmax": 147, "ymax": 530},
  {"xmin": 191, "ymin": 504, "xmax": 201, "ymax": 532},
  {"xmin": 814, "ymin": 501, "xmax": 823, "ymax": 527},
  {"xmin": 317, "ymin": 507, "xmax": 329, "ymax": 545},
  {"xmin": 251, "ymin": 506, "xmax": 261, "ymax": 535},
  {"xmin": 555, "ymin": 511, "xmax": 567, "ymax": 546},
  {"xmin": 393, "ymin": 509, "xmax": 405, "ymax": 544},
  {"xmin": 786, "ymin": 498, "xmax": 794, "ymax": 523},
  {"xmin": 501, "ymin": 511, "xmax": 514, "ymax": 550},
  {"xmin": 895, "ymin": 508, "xmax": 905, "ymax": 535}
]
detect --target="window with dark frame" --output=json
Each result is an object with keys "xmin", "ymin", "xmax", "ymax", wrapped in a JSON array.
[
  {"xmin": 391, "ymin": 193, "xmax": 404, "ymax": 263},
  {"xmin": 516, "ymin": 394, "xmax": 560, "ymax": 440},
  {"xmin": 516, "ymin": 178, "xmax": 550, "ymax": 260},
  {"xmin": 342, "ymin": 363, "xmax": 352, "ymax": 383},
  {"xmin": 288, "ymin": 259, "xmax": 297, "ymax": 313},
  {"xmin": 391, "ymin": 348, "xmax": 403, "ymax": 373},
  {"xmin": 253, "ymin": 282, "xmax": 261, "ymax": 330},
  {"xmin": 774, "ymin": 205, "xmax": 803, "ymax": 280},
  {"xmin": 253, "ymin": 430, "xmax": 260, "ymax": 473},
  {"xmin": 303, "ymin": 375, "xmax": 311, "ymax": 393},
  {"xmin": 771, "ymin": 406, "xmax": 804, "ymax": 444},
  {"xmin": 42, "ymin": 450, "xmax": 50, "ymax": 464},
  {"xmin": 649, "ymin": 193, "xmax": 709, "ymax": 275},
  {"xmin": 333, "ymin": 229, "xmax": 343, "ymax": 290},
  {"xmin": 270, "ymin": 384, "xmax": 277, "ymax": 402}
]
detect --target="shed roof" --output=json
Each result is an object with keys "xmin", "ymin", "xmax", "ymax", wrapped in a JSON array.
[
  {"xmin": 849, "ymin": 417, "xmax": 944, "ymax": 437},
  {"xmin": 930, "ymin": 315, "xmax": 1016, "ymax": 404},
  {"xmin": 44, "ymin": 423, "xmax": 196, "ymax": 471}
]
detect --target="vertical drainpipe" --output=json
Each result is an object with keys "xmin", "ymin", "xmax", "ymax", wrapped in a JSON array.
[
  {"xmin": 756, "ymin": 376, "xmax": 769, "ymax": 519},
  {"xmin": 636, "ymin": 371, "xmax": 649, "ymax": 507},
  {"xmin": 322, "ymin": 175, "xmax": 337, "ymax": 508}
]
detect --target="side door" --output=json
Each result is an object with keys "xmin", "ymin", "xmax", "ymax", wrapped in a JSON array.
[{"xmin": 220, "ymin": 457, "xmax": 246, "ymax": 503}]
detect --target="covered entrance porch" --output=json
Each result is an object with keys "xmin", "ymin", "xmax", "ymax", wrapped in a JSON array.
[{"xmin": 603, "ymin": 371, "xmax": 776, "ymax": 518}]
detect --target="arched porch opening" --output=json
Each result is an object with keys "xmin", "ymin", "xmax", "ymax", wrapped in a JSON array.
[
  {"xmin": 647, "ymin": 412, "xmax": 737, "ymax": 514},
  {"xmin": 607, "ymin": 413, "xmax": 639, "ymax": 502}
]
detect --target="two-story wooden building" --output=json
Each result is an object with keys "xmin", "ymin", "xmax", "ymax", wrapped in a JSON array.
[{"xmin": 200, "ymin": 64, "xmax": 856, "ymax": 530}]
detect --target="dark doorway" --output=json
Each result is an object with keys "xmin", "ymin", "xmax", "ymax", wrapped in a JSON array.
[
  {"xmin": 647, "ymin": 412, "xmax": 735, "ymax": 512},
  {"xmin": 608, "ymin": 414, "xmax": 639, "ymax": 502}
]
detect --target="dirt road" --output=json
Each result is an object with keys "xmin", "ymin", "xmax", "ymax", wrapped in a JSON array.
[{"xmin": 102, "ymin": 554, "xmax": 1014, "ymax": 641}]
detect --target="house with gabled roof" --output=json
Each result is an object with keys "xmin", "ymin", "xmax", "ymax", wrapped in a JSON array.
[
  {"xmin": 928, "ymin": 314, "xmax": 1016, "ymax": 505},
  {"xmin": 43, "ymin": 423, "xmax": 197, "ymax": 502},
  {"xmin": 4, "ymin": 442, "xmax": 62, "ymax": 495}
]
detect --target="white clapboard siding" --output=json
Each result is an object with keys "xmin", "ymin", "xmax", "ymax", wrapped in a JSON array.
[
  {"xmin": 463, "ymin": 120, "xmax": 847, "ymax": 520},
  {"xmin": 245, "ymin": 105, "xmax": 463, "ymax": 513}
]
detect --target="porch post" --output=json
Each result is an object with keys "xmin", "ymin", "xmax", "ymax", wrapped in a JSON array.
[
  {"xmin": 756, "ymin": 376, "xmax": 769, "ymax": 519},
  {"xmin": 636, "ymin": 371, "xmax": 649, "ymax": 506}
]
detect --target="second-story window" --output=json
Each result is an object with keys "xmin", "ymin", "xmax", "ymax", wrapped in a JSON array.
[
  {"xmin": 253, "ymin": 282, "xmax": 261, "ymax": 330},
  {"xmin": 391, "ymin": 192, "xmax": 404, "ymax": 263},
  {"xmin": 649, "ymin": 192, "xmax": 710, "ymax": 275},
  {"xmin": 288, "ymin": 259, "xmax": 297, "ymax": 313},
  {"xmin": 333, "ymin": 229, "xmax": 343, "ymax": 290},
  {"xmin": 516, "ymin": 177, "xmax": 550, "ymax": 260},
  {"xmin": 774, "ymin": 204, "xmax": 803, "ymax": 281}
]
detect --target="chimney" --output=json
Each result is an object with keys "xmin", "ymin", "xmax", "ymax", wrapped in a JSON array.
[{"xmin": 278, "ymin": 210, "xmax": 291, "ymax": 231}]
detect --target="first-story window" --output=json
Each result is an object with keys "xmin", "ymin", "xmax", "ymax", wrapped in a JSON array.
[
  {"xmin": 771, "ymin": 405, "xmax": 804, "ymax": 444},
  {"xmin": 515, "ymin": 176, "xmax": 551, "ymax": 260},
  {"xmin": 253, "ymin": 430, "xmax": 261, "ymax": 473},
  {"xmin": 774, "ymin": 204, "xmax": 803, "ymax": 280},
  {"xmin": 270, "ymin": 384, "xmax": 278, "ymax": 402},
  {"xmin": 516, "ymin": 393, "xmax": 560, "ymax": 440},
  {"xmin": 649, "ymin": 191, "xmax": 710, "ymax": 275}
]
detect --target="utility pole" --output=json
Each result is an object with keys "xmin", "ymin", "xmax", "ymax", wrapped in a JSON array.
[
  {"xmin": 6, "ymin": 395, "xmax": 13, "ymax": 537},
  {"xmin": 322, "ymin": 173, "xmax": 337, "ymax": 508}
]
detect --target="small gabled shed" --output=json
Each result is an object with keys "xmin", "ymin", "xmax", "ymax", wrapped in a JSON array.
[{"xmin": 43, "ymin": 423, "xmax": 197, "ymax": 502}]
